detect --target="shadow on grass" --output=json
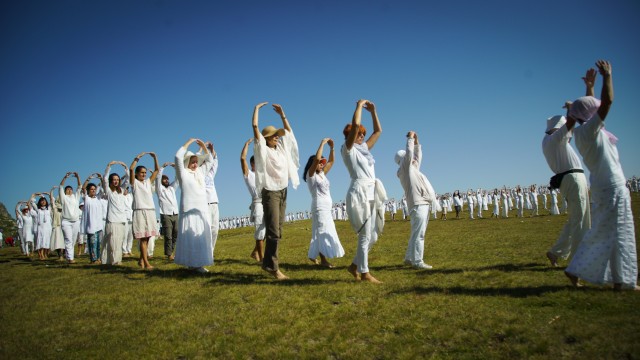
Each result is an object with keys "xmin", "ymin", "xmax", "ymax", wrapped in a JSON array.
[
  {"xmin": 371, "ymin": 262, "xmax": 564, "ymax": 275},
  {"xmin": 391, "ymin": 284, "xmax": 571, "ymax": 298}
]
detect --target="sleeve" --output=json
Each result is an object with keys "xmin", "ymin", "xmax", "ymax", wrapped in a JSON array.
[{"xmin": 175, "ymin": 147, "xmax": 187, "ymax": 184}]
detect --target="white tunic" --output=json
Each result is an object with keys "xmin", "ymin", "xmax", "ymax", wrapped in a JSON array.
[
  {"xmin": 174, "ymin": 147, "xmax": 214, "ymax": 267},
  {"xmin": 307, "ymin": 171, "xmax": 344, "ymax": 259}
]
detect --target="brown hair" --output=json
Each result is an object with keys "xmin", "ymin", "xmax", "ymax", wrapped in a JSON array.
[{"xmin": 342, "ymin": 124, "xmax": 367, "ymax": 139}]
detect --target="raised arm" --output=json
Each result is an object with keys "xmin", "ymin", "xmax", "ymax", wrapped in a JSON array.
[
  {"xmin": 364, "ymin": 100, "xmax": 382, "ymax": 149},
  {"xmin": 272, "ymin": 104, "xmax": 291, "ymax": 132},
  {"xmin": 582, "ymin": 68, "xmax": 596, "ymax": 97},
  {"xmin": 130, "ymin": 152, "xmax": 146, "ymax": 184},
  {"xmin": 324, "ymin": 138, "xmax": 335, "ymax": 174},
  {"xmin": 252, "ymin": 102, "xmax": 269, "ymax": 140},
  {"xmin": 82, "ymin": 173, "xmax": 102, "ymax": 195},
  {"xmin": 148, "ymin": 152, "xmax": 160, "ymax": 183},
  {"xmin": 596, "ymin": 60, "xmax": 613, "ymax": 121},
  {"xmin": 240, "ymin": 138, "xmax": 253, "ymax": 176},
  {"xmin": 346, "ymin": 99, "xmax": 368, "ymax": 150}
]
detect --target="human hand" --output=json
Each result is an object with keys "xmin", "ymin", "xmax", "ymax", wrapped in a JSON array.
[
  {"xmin": 327, "ymin": 139, "xmax": 334, "ymax": 148},
  {"xmin": 272, "ymin": 104, "xmax": 285, "ymax": 117},
  {"xmin": 582, "ymin": 68, "xmax": 597, "ymax": 88},
  {"xmin": 596, "ymin": 60, "xmax": 611, "ymax": 76},
  {"xmin": 255, "ymin": 102, "xmax": 268, "ymax": 109},
  {"xmin": 363, "ymin": 101, "xmax": 376, "ymax": 113}
]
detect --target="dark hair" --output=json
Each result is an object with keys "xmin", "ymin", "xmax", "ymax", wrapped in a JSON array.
[
  {"xmin": 249, "ymin": 156, "xmax": 255, "ymax": 164},
  {"xmin": 303, "ymin": 155, "xmax": 326, "ymax": 182},
  {"xmin": 161, "ymin": 175, "xmax": 169, "ymax": 181},
  {"xmin": 64, "ymin": 185, "xmax": 73, "ymax": 192},
  {"xmin": 86, "ymin": 183, "xmax": 97, "ymax": 191},
  {"xmin": 135, "ymin": 165, "xmax": 147, "ymax": 175},
  {"xmin": 38, "ymin": 196, "xmax": 49, "ymax": 209},
  {"xmin": 303, "ymin": 155, "xmax": 315, "ymax": 182}
]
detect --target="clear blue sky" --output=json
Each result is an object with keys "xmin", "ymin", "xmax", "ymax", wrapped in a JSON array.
[{"xmin": 1, "ymin": 0, "xmax": 639, "ymax": 220}]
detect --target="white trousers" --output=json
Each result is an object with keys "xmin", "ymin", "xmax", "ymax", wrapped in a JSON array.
[
  {"xmin": 468, "ymin": 203, "xmax": 474, "ymax": 219},
  {"xmin": 61, "ymin": 219, "xmax": 79, "ymax": 260},
  {"xmin": 353, "ymin": 201, "xmax": 378, "ymax": 274},
  {"xmin": 209, "ymin": 203, "xmax": 219, "ymax": 261},
  {"xmin": 549, "ymin": 173, "xmax": 590, "ymax": 259},
  {"xmin": 122, "ymin": 221, "xmax": 133, "ymax": 254},
  {"xmin": 405, "ymin": 204, "xmax": 429, "ymax": 264}
]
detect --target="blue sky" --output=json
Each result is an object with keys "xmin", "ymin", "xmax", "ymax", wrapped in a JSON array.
[{"xmin": 1, "ymin": 0, "xmax": 639, "ymax": 220}]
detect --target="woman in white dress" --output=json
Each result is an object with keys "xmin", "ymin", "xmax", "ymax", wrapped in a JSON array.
[
  {"xmin": 130, "ymin": 152, "xmax": 160, "ymax": 270},
  {"xmin": 342, "ymin": 99, "xmax": 387, "ymax": 284},
  {"xmin": 101, "ymin": 161, "xmax": 129, "ymax": 265},
  {"xmin": 49, "ymin": 187, "xmax": 65, "ymax": 260},
  {"xmin": 304, "ymin": 138, "xmax": 345, "ymax": 268},
  {"xmin": 491, "ymin": 189, "xmax": 500, "ymax": 218},
  {"xmin": 29, "ymin": 193, "xmax": 52, "ymax": 260},
  {"xmin": 174, "ymin": 138, "xmax": 214, "ymax": 273}
]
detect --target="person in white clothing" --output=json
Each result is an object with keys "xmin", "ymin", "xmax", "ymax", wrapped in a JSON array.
[
  {"xmin": 342, "ymin": 99, "xmax": 387, "ymax": 284},
  {"xmin": 252, "ymin": 102, "xmax": 300, "ymax": 280},
  {"xmin": 129, "ymin": 152, "xmax": 160, "ymax": 270},
  {"xmin": 174, "ymin": 138, "xmax": 214, "ymax": 273},
  {"xmin": 204, "ymin": 141, "xmax": 220, "ymax": 263},
  {"xmin": 304, "ymin": 138, "xmax": 345, "ymax": 268},
  {"xmin": 29, "ymin": 192, "xmax": 52, "ymax": 260},
  {"xmin": 156, "ymin": 162, "xmax": 179, "ymax": 260},
  {"xmin": 100, "ymin": 161, "xmax": 129, "ymax": 265},
  {"xmin": 16, "ymin": 202, "xmax": 33, "ymax": 257},
  {"xmin": 564, "ymin": 60, "xmax": 638, "ymax": 290},
  {"xmin": 48, "ymin": 187, "xmax": 65, "ymax": 260},
  {"xmin": 122, "ymin": 185, "xmax": 134, "ymax": 257},
  {"xmin": 396, "ymin": 131, "xmax": 436, "ymax": 269},
  {"xmin": 59, "ymin": 172, "xmax": 82, "ymax": 263},
  {"xmin": 240, "ymin": 138, "xmax": 265, "ymax": 262},
  {"xmin": 467, "ymin": 190, "xmax": 475, "ymax": 219},
  {"xmin": 81, "ymin": 175, "xmax": 104, "ymax": 263},
  {"xmin": 542, "ymin": 113, "xmax": 590, "ymax": 267}
]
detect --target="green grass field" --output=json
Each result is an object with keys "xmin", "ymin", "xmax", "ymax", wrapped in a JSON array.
[{"xmin": 1, "ymin": 194, "xmax": 639, "ymax": 359}]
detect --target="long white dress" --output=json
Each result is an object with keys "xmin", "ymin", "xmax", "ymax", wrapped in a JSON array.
[
  {"xmin": 49, "ymin": 205, "xmax": 65, "ymax": 251},
  {"xmin": 31, "ymin": 204, "xmax": 52, "ymax": 250},
  {"xmin": 174, "ymin": 147, "xmax": 214, "ymax": 268},
  {"xmin": 307, "ymin": 171, "xmax": 345, "ymax": 259}
]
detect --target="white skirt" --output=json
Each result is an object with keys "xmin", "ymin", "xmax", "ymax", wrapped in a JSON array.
[
  {"xmin": 50, "ymin": 226, "xmax": 65, "ymax": 250},
  {"xmin": 566, "ymin": 185, "xmax": 637, "ymax": 287},
  {"xmin": 174, "ymin": 208, "xmax": 213, "ymax": 268},
  {"xmin": 308, "ymin": 209, "xmax": 345, "ymax": 259},
  {"xmin": 35, "ymin": 223, "xmax": 52, "ymax": 250}
]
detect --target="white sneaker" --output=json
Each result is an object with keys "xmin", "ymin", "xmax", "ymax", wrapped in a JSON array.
[
  {"xmin": 413, "ymin": 262, "xmax": 433, "ymax": 269},
  {"xmin": 195, "ymin": 267, "xmax": 209, "ymax": 273}
]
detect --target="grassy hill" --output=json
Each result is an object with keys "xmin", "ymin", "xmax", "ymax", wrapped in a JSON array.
[
  {"xmin": 0, "ymin": 202, "xmax": 18, "ymax": 241},
  {"xmin": 1, "ymin": 193, "xmax": 639, "ymax": 359}
]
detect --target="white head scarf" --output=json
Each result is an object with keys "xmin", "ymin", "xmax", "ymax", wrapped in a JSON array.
[{"xmin": 569, "ymin": 96, "xmax": 618, "ymax": 145}]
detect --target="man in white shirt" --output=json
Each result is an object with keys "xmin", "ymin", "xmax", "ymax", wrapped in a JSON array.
[
  {"xmin": 542, "ymin": 115, "xmax": 590, "ymax": 267},
  {"xmin": 396, "ymin": 131, "xmax": 436, "ymax": 269},
  {"xmin": 156, "ymin": 163, "xmax": 179, "ymax": 260}
]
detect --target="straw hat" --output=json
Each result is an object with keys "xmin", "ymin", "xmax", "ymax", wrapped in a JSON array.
[{"xmin": 261, "ymin": 125, "xmax": 285, "ymax": 137}]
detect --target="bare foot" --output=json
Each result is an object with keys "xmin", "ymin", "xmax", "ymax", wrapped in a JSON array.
[
  {"xmin": 263, "ymin": 268, "xmax": 288, "ymax": 280},
  {"xmin": 145, "ymin": 265, "xmax": 155, "ymax": 271},
  {"xmin": 564, "ymin": 271, "xmax": 583, "ymax": 288},
  {"xmin": 169, "ymin": 254, "xmax": 175, "ymax": 261},
  {"xmin": 347, "ymin": 264, "xmax": 359, "ymax": 280},
  {"xmin": 250, "ymin": 251, "xmax": 260, "ymax": 261},
  {"xmin": 546, "ymin": 252, "xmax": 558, "ymax": 267},
  {"xmin": 138, "ymin": 259, "xmax": 145, "ymax": 269},
  {"xmin": 320, "ymin": 261, "xmax": 334, "ymax": 268},
  {"xmin": 309, "ymin": 258, "xmax": 319, "ymax": 265},
  {"xmin": 361, "ymin": 272, "xmax": 382, "ymax": 284}
]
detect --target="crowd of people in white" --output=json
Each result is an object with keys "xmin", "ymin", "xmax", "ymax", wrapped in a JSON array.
[{"xmin": 6, "ymin": 60, "xmax": 638, "ymax": 287}]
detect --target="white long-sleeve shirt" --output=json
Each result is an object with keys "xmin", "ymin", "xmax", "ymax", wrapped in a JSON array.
[
  {"xmin": 397, "ymin": 138, "xmax": 436, "ymax": 209},
  {"xmin": 156, "ymin": 167, "xmax": 179, "ymax": 215}
]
